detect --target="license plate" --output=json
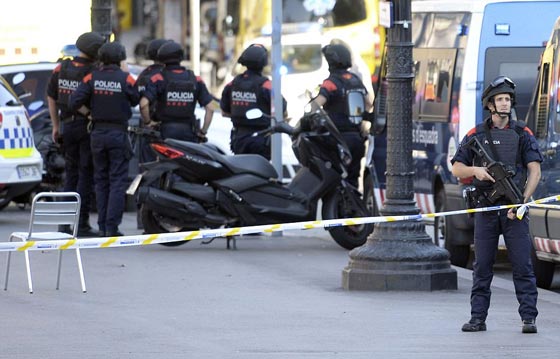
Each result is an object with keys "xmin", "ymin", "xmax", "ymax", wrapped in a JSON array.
[
  {"xmin": 17, "ymin": 165, "xmax": 41, "ymax": 180},
  {"xmin": 126, "ymin": 174, "xmax": 143, "ymax": 195}
]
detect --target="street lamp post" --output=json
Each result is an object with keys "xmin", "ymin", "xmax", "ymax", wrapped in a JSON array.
[
  {"xmin": 341, "ymin": 0, "xmax": 457, "ymax": 291},
  {"xmin": 91, "ymin": 0, "xmax": 113, "ymax": 39}
]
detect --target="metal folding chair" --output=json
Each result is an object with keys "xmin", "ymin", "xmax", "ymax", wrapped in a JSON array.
[{"xmin": 4, "ymin": 192, "xmax": 86, "ymax": 293}]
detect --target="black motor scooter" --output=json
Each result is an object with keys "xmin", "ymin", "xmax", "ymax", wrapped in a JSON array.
[{"xmin": 128, "ymin": 107, "xmax": 373, "ymax": 250}]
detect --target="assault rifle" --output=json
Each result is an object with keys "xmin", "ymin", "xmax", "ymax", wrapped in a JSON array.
[{"xmin": 465, "ymin": 136, "xmax": 524, "ymax": 205}]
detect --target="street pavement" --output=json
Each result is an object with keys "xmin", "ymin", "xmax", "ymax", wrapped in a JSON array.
[{"xmin": 1, "ymin": 204, "xmax": 560, "ymax": 358}]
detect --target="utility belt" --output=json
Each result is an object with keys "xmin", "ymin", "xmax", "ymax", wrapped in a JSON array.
[
  {"xmin": 160, "ymin": 118, "xmax": 197, "ymax": 132},
  {"xmin": 233, "ymin": 125, "xmax": 267, "ymax": 136},
  {"xmin": 463, "ymin": 186, "xmax": 513, "ymax": 214},
  {"xmin": 61, "ymin": 114, "xmax": 88, "ymax": 124},
  {"xmin": 89, "ymin": 120, "xmax": 128, "ymax": 132}
]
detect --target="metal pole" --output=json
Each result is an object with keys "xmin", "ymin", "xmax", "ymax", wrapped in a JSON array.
[
  {"xmin": 342, "ymin": 0, "xmax": 457, "ymax": 291},
  {"xmin": 91, "ymin": 0, "xmax": 113, "ymax": 39},
  {"xmin": 190, "ymin": 0, "xmax": 201, "ymax": 74},
  {"xmin": 270, "ymin": 0, "xmax": 283, "ymax": 181}
]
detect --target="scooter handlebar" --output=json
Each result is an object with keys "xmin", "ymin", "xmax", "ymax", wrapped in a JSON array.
[{"xmin": 251, "ymin": 122, "xmax": 295, "ymax": 138}]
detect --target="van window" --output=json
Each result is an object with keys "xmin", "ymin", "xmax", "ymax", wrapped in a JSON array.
[
  {"xmin": 413, "ymin": 12, "xmax": 470, "ymax": 48},
  {"xmin": 415, "ymin": 48, "xmax": 457, "ymax": 121},
  {"xmin": 282, "ymin": 0, "xmax": 366, "ymax": 26},
  {"xmin": 484, "ymin": 47, "xmax": 544, "ymax": 121}
]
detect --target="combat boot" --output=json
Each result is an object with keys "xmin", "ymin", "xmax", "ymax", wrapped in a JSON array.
[
  {"xmin": 461, "ymin": 318, "xmax": 486, "ymax": 332},
  {"xmin": 522, "ymin": 319, "xmax": 537, "ymax": 334}
]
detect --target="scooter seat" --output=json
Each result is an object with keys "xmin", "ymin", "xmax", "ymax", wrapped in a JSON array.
[
  {"xmin": 164, "ymin": 139, "xmax": 278, "ymax": 179},
  {"xmin": 218, "ymin": 154, "xmax": 279, "ymax": 179}
]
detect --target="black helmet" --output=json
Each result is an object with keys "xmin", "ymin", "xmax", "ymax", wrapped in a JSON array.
[
  {"xmin": 76, "ymin": 32, "xmax": 105, "ymax": 59},
  {"xmin": 238, "ymin": 44, "xmax": 268, "ymax": 70},
  {"xmin": 157, "ymin": 41, "xmax": 184, "ymax": 64},
  {"xmin": 146, "ymin": 38, "xmax": 170, "ymax": 61},
  {"xmin": 482, "ymin": 76, "xmax": 516, "ymax": 109},
  {"xmin": 322, "ymin": 44, "xmax": 352, "ymax": 70},
  {"xmin": 98, "ymin": 42, "xmax": 126, "ymax": 65}
]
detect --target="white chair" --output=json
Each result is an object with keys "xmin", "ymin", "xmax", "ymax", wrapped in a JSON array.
[{"xmin": 4, "ymin": 192, "xmax": 86, "ymax": 293}]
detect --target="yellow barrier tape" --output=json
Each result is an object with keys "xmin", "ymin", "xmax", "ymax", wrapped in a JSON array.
[{"xmin": 0, "ymin": 194, "xmax": 558, "ymax": 252}]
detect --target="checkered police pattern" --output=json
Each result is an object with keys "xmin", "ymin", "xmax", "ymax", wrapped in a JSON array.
[{"xmin": 0, "ymin": 126, "xmax": 34, "ymax": 150}]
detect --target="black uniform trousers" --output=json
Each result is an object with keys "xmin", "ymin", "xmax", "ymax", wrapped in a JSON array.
[
  {"xmin": 90, "ymin": 126, "xmax": 130, "ymax": 234},
  {"xmin": 62, "ymin": 117, "xmax": 93, "ymax": 228},
  {"xmin": 471, "ymin": 208, "xmax": 538, "ymax": 321},
  {"xmin": 340, "ymin": 131, "xmax": 365, "ymax": 188},
  {"xmin": 231, "ymin": 127, "xmax": 271, "ymax": 160}
]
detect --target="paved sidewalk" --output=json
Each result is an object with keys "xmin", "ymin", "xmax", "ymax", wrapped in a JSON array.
[{"xmin": 1, "ymin": 208, "xmax": 559, "ymax": 358}]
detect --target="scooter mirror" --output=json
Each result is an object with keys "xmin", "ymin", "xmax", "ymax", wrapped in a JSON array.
[{"xmin": 246, "ymin": 108, "xmax": 263, "ymax": 119}]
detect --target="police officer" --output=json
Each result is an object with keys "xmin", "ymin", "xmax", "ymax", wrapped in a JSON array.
[
  {"xmin": 140, "ymin": 41, "xmax": 214, "ymax": 142},
  {"xmin": 451, "ymin": 76, "xmax": 542, "ymax": 334},
  {"xmin": 70, "ymin": 42, "xmax": 140, "ymax": 237},
  {"xmin": 312, "ymin": 43, "xmax": 374, "ymax": 187},
  {"xmin": 134, "ymin": 38, "xmax": 169, "ymax": 163},
  {"xmin": 220, "ymin": 44, "xmax": 287, "ymax": 160},
  {"xmin": 47, "ymin": 31, "xmax": 105, "ymax": 237}
]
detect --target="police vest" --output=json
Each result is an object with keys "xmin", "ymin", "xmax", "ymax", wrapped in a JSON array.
[
  {"xmin": 56, "ymin": 59, "xmax": 94, "ymax": 109},
  {"xmin": 135, "ymin": 64, "xmax": 164, "ymax": 94},
  {"xmin": 472, "ymin": 119, "xmax": 527, "ymax": 193},
  {"xmin": 323, "ymin": 71, "xmax": 367, "ymax": 131},
  {"xmin": 89, "ymin": 70, "xmax": 130, "ymax": 122},
  {"xmin": 230, "ymin": 74, "xmax": 269, "ymax": 128},
  {"xmin": 155, "ymin": 69, "xmax": 197, "ymax": 122}
]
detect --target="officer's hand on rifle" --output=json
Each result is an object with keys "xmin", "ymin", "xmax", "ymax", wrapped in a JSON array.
[{"xmin": 472, "ymin": 166, "xmax": 495, "ymax": 182}]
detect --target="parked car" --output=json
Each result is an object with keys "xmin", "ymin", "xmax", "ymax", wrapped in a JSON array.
[{"xmin": 0, "ymin": 73, "xmax": 43, "ymax": 210}]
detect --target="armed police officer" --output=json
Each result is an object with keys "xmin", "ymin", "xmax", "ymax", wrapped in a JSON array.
[
  {"xmin": 70, "ymin": 42, "xmax": 140, "ymax": 237},
  {"xmin": 47, "ymin": 31, "xmax": 105, "ymax": 237},
  {"xmin": 134, "ymin": 38, "xmax": 169, "ymax": 164},
  {"xmin": 312, "ymin": 43, "xmax": 374, "ymax": 187},
  {"xmin": 451, "ymin": 76, "xmax": 542, "ymax": 334},
  {"xmin": 140, "ymin": 41, "xmax": 214, "ymax": 142},
  {"xmin": 220, "ymin": 44, "xmax": 287, "ymax": 160}
]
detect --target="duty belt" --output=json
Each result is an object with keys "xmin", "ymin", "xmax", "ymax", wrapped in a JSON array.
[{"xmin": 91, "ymin": 120, "xmax": 127, "ymax": 131}]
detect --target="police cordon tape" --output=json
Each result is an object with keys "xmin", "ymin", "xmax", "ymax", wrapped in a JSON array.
[{"xmin": 2, "ymin": 194, "xmax": 560, "ymax": 253}]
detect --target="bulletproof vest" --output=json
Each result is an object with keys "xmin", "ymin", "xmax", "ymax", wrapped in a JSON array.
[
  {"xmin": 135, "ymin": 64, "xmax": 164, "ymax": 94},
  {"xmin": 230, "ymin": 74, "xmax": 269, "ymax": 128},
  {"xmin": 323, "ymin": 71, "xmax": 367, "ymax": 130},
  {"xmin": 472, "ymin": 121, "xmax": 527, "ymax": 193},
  {"xmin": 156, "ymin": 69, "xmax": 197, "ymax": 121},
  {"xmin": 56, "ymin": 59, "xmax": 94, "ymax": 109},
  {"xmin": 89, "ymin": 70, "xmax": 130, "ymax": 122}
]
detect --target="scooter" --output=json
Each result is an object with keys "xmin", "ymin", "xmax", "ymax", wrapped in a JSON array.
[{"xmin": 127, "ymin": 107, "xmax": 374, "ymax": 250}]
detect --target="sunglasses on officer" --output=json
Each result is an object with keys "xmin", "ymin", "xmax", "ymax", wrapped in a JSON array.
[{"xmin": 489, "ymin": 76, "xmax": 515, "ymax": 89}]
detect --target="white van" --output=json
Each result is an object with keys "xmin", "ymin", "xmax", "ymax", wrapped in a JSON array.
[
  {"xmin": 0, "ymin": 75, "xmax": 42, "ymax": 209},
  {"xmin": 365, "ymin": 0, "xmax": 560, "ymax": 267}
]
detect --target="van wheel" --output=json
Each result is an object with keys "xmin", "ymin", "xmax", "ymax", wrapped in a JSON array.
[
  {"xmin": 445, "ymin": 235, "xmax": 471, "ymax": 267},
  {"xmin": 531, "ymin": 249, "xmax": 555, "ymax": 289}
]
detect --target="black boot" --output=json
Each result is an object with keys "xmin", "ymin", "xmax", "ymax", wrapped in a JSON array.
[
  {"xmin": 58, "ymin": 225, "xmax": 72, "ymax": 234},
  {"xmin": 522, "ymin": 319, "xmax": 537, "ymax": 334},
  {"xmin": 461, "ymin": 318, "xmax": 486, "ymax": 332},
  {"xmin": 77, "ymin": 225, "xmax": 99, "ymax": 238}
]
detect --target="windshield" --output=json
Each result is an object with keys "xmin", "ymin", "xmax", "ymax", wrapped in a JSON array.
[
  {"xmin": 264, "ymin": 44, "xmax": 323, "ymax": 76},
  {"xmin": 283, "ymin": 0, "xmax": 366, "ymax": 27}
]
